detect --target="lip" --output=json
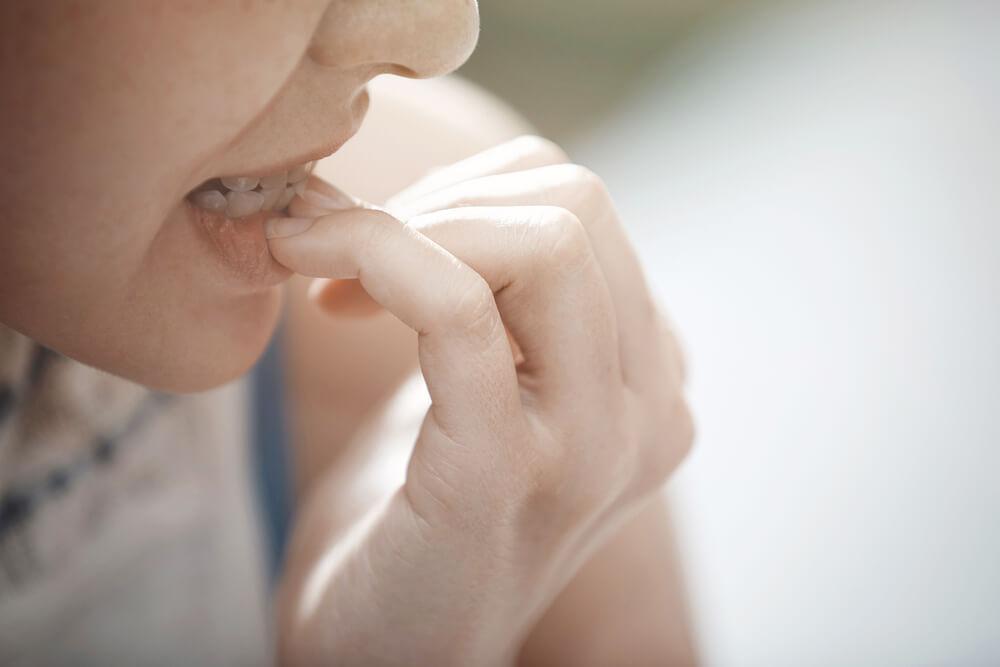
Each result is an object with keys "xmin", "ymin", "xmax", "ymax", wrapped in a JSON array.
[
  {"xmin": 187, "ymin": 204, "xmax": 293, "ymax": 290},
  {"xmin": 216, "ymin": 88, "xmax": 371, "ymax": 183},
  {"xmin": 186, "ymin": 89, "xmax": 370, "ymax": 291}
]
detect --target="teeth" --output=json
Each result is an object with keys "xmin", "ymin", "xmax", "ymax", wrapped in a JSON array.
[
  {"xmin": 259, "ymin": 170, "xmax": 287, "ymax": 190},
  {"xmin": 188, "ymin": 160, "xmax": 315, "ymax": 218},
  {"xmin": 287, "ymin": 164, "xmax": 309, "ymax": 183},
  {"xmin": 221, "ymin": 175, "xmax": 260, "ymax": 192},
  {"xmin": 275, "ymin": 186, "xmax": 296, "ymax": 211},
  {"xmin": 191, "ymin": 190, "xmax": 227, "ymax": 213},
  {"xmin": 260, "ymin": 187, "xmax": 283, "ymax": 210},
  {"xmin": 226, "ymin": 190, "xmax": 265, "ymax": 218}
]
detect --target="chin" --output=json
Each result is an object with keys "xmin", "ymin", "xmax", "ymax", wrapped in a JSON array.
[{"xmin": 104, "ymin": 287, "xmax": 285, "ymax": 394}]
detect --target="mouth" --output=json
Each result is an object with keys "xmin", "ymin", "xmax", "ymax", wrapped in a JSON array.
[
  {"xmin": 184, "ymin": 90, "xmax": 369, "ymax": 290},
  {"xmin": 187, "ymin": 88, "xmax": 369, "ymax": 220},
  {"xmin": 182, "ymin": 156, "xmax": 322, "ymax": 291},
  {"xmin": 187, "ymin": 159, "xmax": 317, "ymax": 219}
]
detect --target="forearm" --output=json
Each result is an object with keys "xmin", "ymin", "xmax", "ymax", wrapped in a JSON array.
[{"xmin": 518, "ymin": 495, "xmax": 699, "ymax": 666}]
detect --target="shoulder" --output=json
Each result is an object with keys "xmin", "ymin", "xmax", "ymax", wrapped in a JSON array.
[{"xmin": 314, "ymin": 75, "xmax": 534, "ymax": 203}]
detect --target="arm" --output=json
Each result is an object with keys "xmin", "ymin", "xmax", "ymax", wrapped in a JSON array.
[
  {"xmin": 283, "ymin": 75, "xmax": 699, "ymax": 664},
  {"xmin": 518, "ymin": 496, "xmax": 698, "ymax": 666}
]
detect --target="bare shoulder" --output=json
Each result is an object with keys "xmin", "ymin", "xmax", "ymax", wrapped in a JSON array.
[{"xmin": 314, "ymin": 75, "xmax": 533, "ymax": 203}]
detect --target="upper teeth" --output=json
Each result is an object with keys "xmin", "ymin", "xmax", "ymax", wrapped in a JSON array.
[{"xmin": 189, "ymin": 161, "xmax": 315, "ymax": 218}]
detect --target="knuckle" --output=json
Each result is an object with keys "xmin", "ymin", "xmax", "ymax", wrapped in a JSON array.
[
  {"xmin": 566, "ymin": 163, "xmax": 605, "ymax": 193},
  {"xmin": 522, "ymin": 443, "xmax": 568, "ymax": 498},
  {"xmin": 512, "ymin": 134, "xmax": 570, "ymax": 164},
  {"xmin": 537, "ymin": 206, "xmax": 593, "ymax": 271},
  {"xmin": 443, "ymin": 275, "xmax": 500, "ymax": 342},
  {"xmin": 519, "ymin": 446, "xmax": 595, "ymax": 523},
  {"xmin": 514, "ymin": 421, "xmax": 626, "ymax": 524},
  {"xmin": 558, "ymin": 163, "xmax": 612, "ymax": 211}
]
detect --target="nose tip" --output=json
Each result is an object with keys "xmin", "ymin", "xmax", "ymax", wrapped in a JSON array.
[
  {"xmin": 309, "ymin": 0, "xmax": 480, "ymax": 80},
  {"xmin": 402, "ymin": 0, "xmax": 481, "ymax": 79}
]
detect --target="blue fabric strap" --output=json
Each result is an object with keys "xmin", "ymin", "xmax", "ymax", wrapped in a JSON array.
[{"xmin": 249, "ymin": 324, "xmax": 294, "ymax": 583}]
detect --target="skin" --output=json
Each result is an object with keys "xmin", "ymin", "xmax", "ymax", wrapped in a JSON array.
[
  {"xmin": 0, "ymin": 0, "xmax": 477, "ymax": 391},
  {"xmin": 270, "ymin": 136, "xmax": 696, "ymax": 665},
  {"xmin": 0, "ymin": 1, "xmax": 698, "ymax": 664}
]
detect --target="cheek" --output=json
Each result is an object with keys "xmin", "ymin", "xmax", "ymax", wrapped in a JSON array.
[
  {"xmin": 0, "ymin": 203, "xmax": 286, "ymax": 393},
  {"xmin": 102, "ymin": 207, "xmax": 287, "ymax": 392},
  {"xmin": 0, "ymin": 2, "xmax": 320, "ymax": 390}
]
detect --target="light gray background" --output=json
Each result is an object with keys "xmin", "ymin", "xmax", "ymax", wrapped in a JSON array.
[{"xmin": 467, "ymin": 1, "xmax": 1000, "ymax": 664}]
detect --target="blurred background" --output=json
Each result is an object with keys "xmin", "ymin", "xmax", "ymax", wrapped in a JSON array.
[{"xmin": 461, "ymin": 1, "xmax": 1000, "ymax": 664}]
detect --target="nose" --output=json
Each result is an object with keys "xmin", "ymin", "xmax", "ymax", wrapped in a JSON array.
[{"xmin": 308, "ymin": 0, "xmax": 480, "ymax": 79}]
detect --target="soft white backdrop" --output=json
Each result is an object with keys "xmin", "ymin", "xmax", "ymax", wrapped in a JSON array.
[{"xmin": 574, "ymin": 1, "xmax": 1000, "ymax": 664}]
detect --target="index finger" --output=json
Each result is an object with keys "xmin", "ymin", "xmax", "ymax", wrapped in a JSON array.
[{"xmin": 266, "ymin": 209, "xmax": 524, "ymax": 453}]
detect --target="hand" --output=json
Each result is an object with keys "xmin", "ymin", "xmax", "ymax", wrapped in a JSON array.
[{"xmin": 267, "ymin": 136, "xmax": 693, "ymax": 665}]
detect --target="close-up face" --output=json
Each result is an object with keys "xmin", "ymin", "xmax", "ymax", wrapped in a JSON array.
[{"xmin": 0, "ymin": 0, "xmax": 479, "ymax": 391}]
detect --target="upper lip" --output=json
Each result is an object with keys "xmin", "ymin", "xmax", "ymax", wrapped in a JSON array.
[
  {"xmin": 238, "ymin": 134, "xmax": 352, "ymax": 178},
  {"xmin": 194, "ymin": 87, "xmax": 369, "ymax": 185}
]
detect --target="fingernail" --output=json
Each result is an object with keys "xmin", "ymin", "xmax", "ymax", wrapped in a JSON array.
[
  {"xmin": 301, "ymin": 182, "xmax": 356, "ymax": 210},
  {"xmin": 265, "ymin": 216, "xmax": 316, "ymax": 239}
]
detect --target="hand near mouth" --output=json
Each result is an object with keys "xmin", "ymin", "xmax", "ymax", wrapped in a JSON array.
[{"xmin": 266, "ymin": 135, "xmax": 693, "ymax": 665}]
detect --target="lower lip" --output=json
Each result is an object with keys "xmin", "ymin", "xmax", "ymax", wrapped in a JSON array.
[{"xmin": 187, "ymin": 203, "xmax": 293, "ymax": 290}]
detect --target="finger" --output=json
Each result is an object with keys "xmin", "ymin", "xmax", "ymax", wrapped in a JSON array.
[
  {"xmin": 268, "ymin": 205, "xmax": 524, "ymax": 452},
  {"xmin": 388, "ymin": 135, "xmax": 569, "ymax": 207},
  {"xmin": 394, "ymin": 205, "xmax": 621, "ymax": 411},
  {"xmin": 303, "ymin": 274, "xmax": 524, "ymax": 361},
  {"xmin": 392, "ymin": 164, "xmax": 658, "ymax": 388},
  {"xmin": 290, "ymin": 184, "xmax": 537, "ymax": 366},
  {"xmin": 291, "ymin": 180, "xmax": 405, "ymax": 318},
  {"xmin": 292, "ymin": 187, "xmax": 621, "ymax": 412},
  {"xmin": 286, "ymin": 180, "xmax": 385, "ymax": 317},
  {"xmin": 322, "ymin": 135, "xmax": 568, "ymax": 317}
]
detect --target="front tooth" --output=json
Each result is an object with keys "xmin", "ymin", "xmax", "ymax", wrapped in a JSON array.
[
  {"xmin": 287, "ymin": 164, "xmax": 309, "ymax": 184},
  {"xmin": 260, "ymin": 187, "xmax": 283, "ymax": 211},
  {"xmin": 292, "ymin": 180, "xmax": 308, "ymax": 196},
  {"xmin": 191, "ymin": 189, "xmax": 227, "ymax": 213},
  {"xmin": 275, "ymin": 186, "xmax": 296, "ymax": 210},
  {"xmin": 221, "ymin": 175, "xmax": 260, "ymax": 192},
  {"xmin": 259, "ymin": 170, "xmax": 287, "ymax": 190},
  {"xmin": 226, "ymin": 190, "xmax": 265, "ymax": 218}
]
